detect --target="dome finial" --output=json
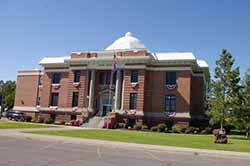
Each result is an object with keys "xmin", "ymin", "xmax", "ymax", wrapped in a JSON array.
[{"xmin": 125, "ymin": 32, "xmax": 132, "ymax": 37}]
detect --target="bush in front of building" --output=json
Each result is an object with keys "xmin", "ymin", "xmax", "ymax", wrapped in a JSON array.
[
  {"xmin": 116, "ymin": 123, "xmax": 126, "ymax": 129},
  {"xmin": 54, "ymin": 120, "xmax": 66, "ymax": 125},
  {"xmin": 24, "ymin": 115, "xmax": 32, "ymax": 122},
  {"xmin": 200, "ymin": 127, "xmax": 212, "ymax": 134},
  {"xmin": 134, "ymin": 124, "xmax": 142, "ymax": 130},
  {"xmin": 172, "ymin": 124, "xmax": 187, "ymax": 133},
  {"xmin": 44, "ymin": 117, "xmax": 53, "ymax": 124},
  {"xmin": 141, "ymin": 125, "xmax": 149, "ymax": 131},
  {"xmin": 165, "ymin": 117, "xmax": 175, "ymax": 129},
  {"xmin": 150, "ymin": 126, "xmax": 158, "ymax": 132},
  {"xmin": 184, "ymin": 127, "xmax": 200, "ymax": 134},
  {"xmin": 157, "ymin": 123, "xmax": 167, "ymax": 132}
]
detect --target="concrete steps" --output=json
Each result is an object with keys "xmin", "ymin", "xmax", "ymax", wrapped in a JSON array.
[{"xmin": 81, "ymin": 116, "xmax": 105, "ymax": 128}]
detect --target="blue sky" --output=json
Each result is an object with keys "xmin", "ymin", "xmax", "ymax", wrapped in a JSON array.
[{"xmin": 0, "ymin": 0, "xmax": 250, "ymax": 80}]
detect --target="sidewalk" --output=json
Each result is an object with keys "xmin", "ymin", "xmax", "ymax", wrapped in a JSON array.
[{"xmin": 1, "ymin": 127, "xmax": 250, "ymax": 159}]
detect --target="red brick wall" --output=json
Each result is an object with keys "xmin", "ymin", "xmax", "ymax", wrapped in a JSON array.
[
  {"xmin": 40, "ymin": 72, "xmax": 52, "ymax": 107},
  {"xmin": 190, "ymin": 75, "xmax": 205, "ymax": 116},
  {"xmin": 144, "ymin": 70, "xmax": 191, "ymax": 113},
  {"xmin": 67, "ymin": 70, "xmax": 87, "ymax": 108},
  {"xmin": 123, "ymin": 70, "xmax": 145, "ymax": 112},
  {"xmin": 14, "ymin": 74, "xmax": 40, "ymax": 107}
]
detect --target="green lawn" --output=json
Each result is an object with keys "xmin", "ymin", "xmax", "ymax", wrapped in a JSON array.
[
  {"xmin": 0, "ymin": 121, "xmax": 59, "ymax": 129},
  {"xmin": 28, "ymin": 129, "xmax": 250, "ymax": 152}
]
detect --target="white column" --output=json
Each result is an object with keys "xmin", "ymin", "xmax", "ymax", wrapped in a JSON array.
[
  {"xmin": 114, "ymin": 70, "xmax": 122, "ymax": 111},
  {"xmin": 88, "ymin": 69, "xmax": 95, "ymax": 111},
  {"xmin": 120, "ymin": 70, "xmax": 125, "ymax": 111}
]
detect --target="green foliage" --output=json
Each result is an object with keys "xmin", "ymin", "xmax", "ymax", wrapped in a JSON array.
[
  {"xmin": 141, "ymin": 125, "xmax": 149, "ymax": 131},
  {"xmin": 150, "ymin": 126, "xmax": 158, "ymax": 132},
  {"xmin": 37, "ymin": 117, "xmax": 44, "ymax": 123},
  {"xmin": 200, "ymin": 127, "xmax": 212, "ymax": 134},
  {"xmin": 157, "ymin": 123, "xmax": 167, "ymax": 132},
  {"xmin": 208, "ymin": 49, "xmax": 241, "ymax": 128},
  {"xmin": 185, "ymin": 127, "xmax": 196, "ymax": 134},
  {"xmin": 0, "ymin": 80, "xmax": 16, "ymax": 112},
  {"xmin": 44, "ymin": 117, "xmax": 53, "ymax": 124},
  {"xmin": 233, "ymin": 69, "xmax": 250, "ymax": 137},
  {"xmin": 32, "ymin": 117, "xmax": 39, "ymax": 123},
  {"xmin": 172, "ymin": 124, "xmax": 187, "ymax": 133},
  {"xmin": 133, "ymin": 124, "xmax": 142, "ymax": 130}
]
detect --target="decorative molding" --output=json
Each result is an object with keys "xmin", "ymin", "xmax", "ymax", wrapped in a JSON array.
[
  {"xmin": 44, "ymin": 69, "xmax": 69, "ymax": 72},
  {"xmin": 146, "ymin": 66, "xmax": 191, "ymax": 71}
]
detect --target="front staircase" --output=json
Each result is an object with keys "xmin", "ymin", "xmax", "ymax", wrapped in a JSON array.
[{"xmin": 81, "ymin": 116, "xmax": 106, "ymax": 128}]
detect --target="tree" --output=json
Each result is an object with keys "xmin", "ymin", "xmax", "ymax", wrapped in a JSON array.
[
  {"xmin": 1, "ymin": 81, "xmax": 16, "ymax": 112},
  {"xmin": 233, "ymin": 69, "xmax": 250, "ymax": 138},
  {"xmin": 208, "ymin": 49, "xmax": 241, "ymax": 130}
]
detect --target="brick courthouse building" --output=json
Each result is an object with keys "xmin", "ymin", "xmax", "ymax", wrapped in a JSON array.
[{"xmin": 14, "ymin": 32, "xmax": 209, "ymax": 126}]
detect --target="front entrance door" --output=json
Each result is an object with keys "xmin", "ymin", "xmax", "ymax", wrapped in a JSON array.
[{"xmin": 100, "ymin": 94, "xmax": 113, "ymax": 116}]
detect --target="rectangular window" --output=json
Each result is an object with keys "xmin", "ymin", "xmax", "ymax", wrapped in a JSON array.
[
  {"xmin": 72, "ymin": 92, "xmax": 79, "ymax": 107},
  {"xmin": 74, "ymin": 71, "xmax": 81, "ymax": 83},
  {"xmin": 129, "ymin": 93, "xmax": 137, "ymax": 109},
  {"xmin": 131, "ymin": 70, "xmax": 138, "ymax": 83},
  {"xmin": 50, "ymin": 93, "xmax": 59, "ymax": 106},
  {"xmin": 52, "ymin": 73, "xmax": 61, "ymax": 84},
  {"xmin": 166, "ymin": 72, "xmax": 176, "ymax": 85},
  {"xmin": 165, "ymin": 95, "xmax": 176, "ymax": 112}
]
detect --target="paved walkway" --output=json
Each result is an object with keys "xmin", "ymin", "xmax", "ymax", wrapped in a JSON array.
[{"xmin": 1, "ymin": 127, "xmax": 250, "ymax": 159}]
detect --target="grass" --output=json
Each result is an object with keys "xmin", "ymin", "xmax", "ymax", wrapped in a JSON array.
[
  {"xmin": 0, "ymin": 121, "xmax": 59, "ymax": 129},
  {"xmin": 28, "ymin": 129, "xmax": 250, "ymax": 152}
]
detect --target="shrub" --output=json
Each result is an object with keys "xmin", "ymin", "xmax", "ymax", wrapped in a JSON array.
[
  {"xmin": 134, "ymin": 124, "xmax": 142, "ymax": 130},
  {"xmin": 157, "ymin": 123, "xmax": 167, "ymax": 132},
  {"xmin": 165, "ymin": 117, "xmax": 174, "ymax": 129},
  {"xmin": 37, "ymin": 117, "xmax": 44, "ymax": 123},
  {"xmin": 193, "ymin": 128, "xmax": 200, "ymax": 134},
  {"xmin": 150, "ymin": 126, "xmax": 158, "ymax": 132},
  {"xmin": 32, "ymin": 117, "xmax": 39, "ymax": 123},
  {"xmin": 141, "ymin": 125, "xmax": 149, "ymax": 131},
  {"xmin": 25, "ymin": 116, "xmax": 32, "ymax": 122},
  {"xmin": 190, "ymin": 117, "xmax": 209, "ymax": 128},
  {"xmin": 172, "ymin": 124, "xmax": 187, "ymax": 133},
  {"xmin": 200, "ymin": 127, "xmax": 212, "ymax": 134},
  {"xmin": 117, "ymin": 123, "xmax": 126, "ymax": 129},
  {"xmin": 44, "ymin": 117, "xmax": 53, "ymax": 124},
  {"xmin": 185, "ymin": 127, "xmax": 196, "ymax": 134},
  {"xmin": 55, "ymin": 121, "xmax": 65, "ymax": 125}
]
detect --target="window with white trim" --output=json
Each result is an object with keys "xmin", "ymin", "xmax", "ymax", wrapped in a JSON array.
[
  {"xmin": 129, "ymin": 93, "xmax": 137, "ymax": 109},
  {"xmin": 165, "ymin": 95, "xmax": 176, "ymax": 112}
]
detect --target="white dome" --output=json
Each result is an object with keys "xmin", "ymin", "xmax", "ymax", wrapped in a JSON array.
[{"xmin": 105, "ymin": 32, "xmax": 146, "ymax": 51}]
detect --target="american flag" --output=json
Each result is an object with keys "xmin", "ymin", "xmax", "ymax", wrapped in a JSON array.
[{"xmin": 112, "ymin": 54, "xmax": 119, "ymax": 72}]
